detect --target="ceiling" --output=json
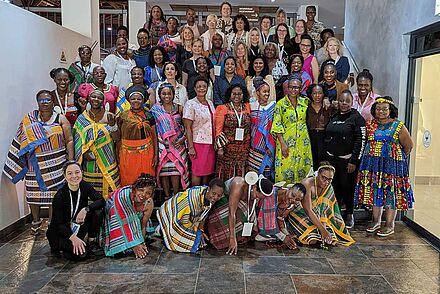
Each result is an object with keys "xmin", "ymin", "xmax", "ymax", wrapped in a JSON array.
[{"xmin": 12, "ymin": 0, "xmax": 346, "ymax": 33}]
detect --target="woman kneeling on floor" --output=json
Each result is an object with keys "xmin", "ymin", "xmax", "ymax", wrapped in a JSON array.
[
  {"xmin": 47, "ymin": 161, "xmax": 106, "ymax": 261},
  {"xmin": 101, "ymin": 173, "xmax": 156, "ymax": 258},
  {"xmin": 286, "ymin": 161, "xmax": 355, "ymax": 247}
]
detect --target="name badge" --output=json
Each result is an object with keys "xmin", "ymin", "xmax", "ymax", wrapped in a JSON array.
[
  {"xmin": 235, "ymin": 128, "xmax": 244, "ymax": 141},
  {"xmin": 71, "ymin": 222, "xmax": 81, "ymax": 235},
  {"xmin": 214, "ymin": 65, "xmax": 221, "ymax": 76},
  {"xmin": 242, "ymin": 222, "xmax": 253, "ymax": 237}
]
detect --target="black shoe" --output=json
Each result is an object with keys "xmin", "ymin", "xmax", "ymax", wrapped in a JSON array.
[
  {"xmin": 345, "ymin": 214, "xmax": 354, "ymax": 229},
  {"xmin": 88, "ymin": 241, "xmax": 104, "ymax": 257}
]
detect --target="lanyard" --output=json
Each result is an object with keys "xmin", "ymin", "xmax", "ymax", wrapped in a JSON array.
[
  {"xmin": 155, "ymin": 66, "xmax": 163, "ymax": 82},
  {"xmin": 278, "ymin": 44, "xmax": 285, "ymax": 61},
  {"xmin": 261, "ymin": 32, "xmax": 269, "ymax": 45},
  {"xmin": 79, "ymin": 62, "xmax": 92, "ymax": 80},
  {"xmin": 247, "ymin": 186, "xmax": 257, "ymax": 222},
  {"xmin": 69, "ymin": 189, "xmax": 81, "ymax": 221},
  {"xmin": 230, "ymin": 102, "xmax": 243, "ymax": 127},
  {"xmin": 55, "ymin": 90, "xmax": 67, "ymax": 115}
]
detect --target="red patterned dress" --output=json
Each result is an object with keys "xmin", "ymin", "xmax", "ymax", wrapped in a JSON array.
[{"xmin": 214, "ymin": 103, "xmax": 251, "ymax": 180}]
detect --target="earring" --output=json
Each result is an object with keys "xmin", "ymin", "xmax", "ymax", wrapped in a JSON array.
[{"xmin": 86, "ymin": 102, "xmax": 91, "ymax": 111}]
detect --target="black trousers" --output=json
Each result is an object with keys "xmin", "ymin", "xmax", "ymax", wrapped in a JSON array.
[
  {"xmin": 46, "ymin": 209, "xmax": 103, "ymax": 261},
  {"xmin": 309, "ymin": 130, "xmax": 326, "ymax": 171},
  {"xmin": 327, "ymin": 156, "xmax": 357, "ymax": 215}
]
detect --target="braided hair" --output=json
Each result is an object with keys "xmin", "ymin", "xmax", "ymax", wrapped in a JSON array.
[{"xmin": 132, "ymin": 173, "xmax": 156, "ymax": 190}]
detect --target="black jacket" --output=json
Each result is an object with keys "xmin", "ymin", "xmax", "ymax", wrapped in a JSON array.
[
  {"xmin": 49, "ymin": 181, "xmax": 106, "ymax": 238},
  {"xmin": 325, "ymin": 109, "xmax": 366, "ymax": 165}
]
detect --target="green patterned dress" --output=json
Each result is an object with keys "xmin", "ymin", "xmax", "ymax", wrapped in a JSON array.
[{"xmin": 271, "ymin": 96, "xmax": 313, "ymax": 183}]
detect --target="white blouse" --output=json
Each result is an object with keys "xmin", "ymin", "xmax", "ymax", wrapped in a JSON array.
[{"xmin": 102, "ymin": 53, "xmax": 136, "ymax": 90}]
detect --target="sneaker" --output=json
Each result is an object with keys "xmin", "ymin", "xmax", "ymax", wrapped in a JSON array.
[
  {"xmin": 377, "ymin": 227, "xmax": 394, "ymax": 237},
  {"xmin": 366, "ymin": 222, "xmax": 381, "ymax": 233},
  {"xmin": 88, "ymin": 241, "xmax": 104, "ymax": 257},
  {"xmin": 345, "ymin": 214, "xmax": 354, "ymax": 229}
]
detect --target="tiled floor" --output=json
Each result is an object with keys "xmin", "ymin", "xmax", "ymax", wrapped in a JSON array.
[{"xmin": 0, "ymin": 222, "xmax": 439, "ymax": 293}]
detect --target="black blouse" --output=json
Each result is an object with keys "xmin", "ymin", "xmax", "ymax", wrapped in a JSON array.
[
  {"xmin": 49, "ymin": 181, "xmax": 106, "ymax": 238},
  {"xmin": 325, "ymin": 109, "xmax": 366, "ymax": 164}
]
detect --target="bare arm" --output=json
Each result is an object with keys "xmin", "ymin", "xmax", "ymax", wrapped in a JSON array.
[
  {"xmin": 182, "ymin": 72, "xmax": 189, "ymax": 88},
  {"xmin": 399, "ymin": 124, "xmax": 414, "ymax": 156},
  {"xmin": 311, "ymin": 57, "xmax": 320, "ymax": 84},
  {"xmin": 226, "ymin": 178, "xmax": 246, "ymax": 255},
  {"xmin": 60, "ymin": 115, "xmax": 74, "ymax": 160},
  {"xmin": 300, "ymin": 179, "xmax": 327, "ymax": 234},
  {"xmin": 151, "ymin": 125, "xmax": 159, "ymax": 166},
  {"xmin": 183, "ymin": 118, "xmax": 196, "ymax": 157},
  {"xmin": 148, "ymin": 88, "xmax": 156, "ymax": 106}
]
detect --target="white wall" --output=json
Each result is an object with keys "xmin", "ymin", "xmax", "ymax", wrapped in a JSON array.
[
  {"xmin": 0, "ymin": 2, "xmax": 92, "ymax": 231},
  {"xmin": 344, "ymin": 0, "xmax": 439, "ymax": 106}
]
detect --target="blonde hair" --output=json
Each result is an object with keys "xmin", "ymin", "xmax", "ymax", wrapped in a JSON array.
[
  {"xmin": 248, "ymin": 27, "xmax": 263, "ymax": 50},
  {"xmin": 324, "ymin": 37, "xmax": 344, "ymax": 59},
  {"xmin": 206, "ymin": 14, "xmax": 218, "ymax": 26},
  {"xmin": 180, "ymin": 26, "xmax": 195, "ymax": 44}
]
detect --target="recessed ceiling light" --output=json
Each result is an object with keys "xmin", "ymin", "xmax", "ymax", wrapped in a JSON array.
[
  {"xmin": 332, "ymin": 26, "xmax": 337, "ymax": 29},
  {"xmin": 271, "ymin": 0, "xmax": 275, "ymax": 2}
]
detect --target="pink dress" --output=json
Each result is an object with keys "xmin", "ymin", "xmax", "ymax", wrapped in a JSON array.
[
  {"xmin": 183, "ymin": 98, "xmax": 216, "ymax": 176},
  {"xmin": 302, "ymin": 54, "xmax": 315, "ymax": 82},
  {"xmin": 78, "ymin": 83, "xmax": 119, "ymax": 114}
]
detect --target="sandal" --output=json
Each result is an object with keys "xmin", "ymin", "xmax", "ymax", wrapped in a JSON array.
[
  {"xmin": 377, "ymin": 227, "xmax": 394, "ymax": 237},
  {"xmin": 366, "ymin": 222, "xmax": 381, "ymax": 233},
  {"xmin": 31, "ymin": 220, "xmax": 42, "ymax": 235}
]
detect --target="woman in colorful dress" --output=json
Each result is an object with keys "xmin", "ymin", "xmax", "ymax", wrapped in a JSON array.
[
  {"xmin": 215, "ymin": 83, "xmax": 251, "ymax": 181},
  {"xmin": 183, "ymin": 76, "xmax": 216, "ymax": 186},
  {"xmin": 73, "ymin": 89, "xmax": 120, "ymax": 197},
  {"xmin": 50, "ymin": 68, "xmax": 78, "ymax": 125},
  {"xmin": 248, "ymin": 77, "xmax": 276, "ymax": 180},
  {"xmin": 355, "ymin": 96, "xmax": 414, "ymax": 237},
  {"xmin": 144, "ymin": 46, "xmax": 169, "ymax": 88},
  {"xmin": 78, "ymin": 66, "xmax": 119, "ymax": 114},
  {"xmin": 102, "ymin": 37, "xmax": 136, "ymax": 90},
  {"xmin": 271, "ymin": 75, "xmax": 313, "ymax": 184},
  {"xmin": 150, "ymin": 83, "xmax": 190, "ymax": 199},
  {"xmin": 157, "ymin": 17, "xmax": 181, "ymax": 62},
  {"xmin": 144, "ymin": 5, "xmax": 167, "ymax": 45},
  {"xmin": 115, "ymin": 85, "xmax": 158, "ymax": 187},
  {"xmin": 287, "ymin": 162, "xmax": 355, "ymax": 247},
  {"xmin": 115, "ymin": 66, "xmax": 150, "ymax": 114},
  {"xmin": 3, "ymin": 90, "xmax": 73, "ymax": 234},
  {"xmin": 102, "ymin": 173, "xmax": 156, "ymax": 258},
  {"xmin": 158, "ymin": 178, "xmax": 225, "ymax": 253},
  {"xmin": 245, "ymin": 56, "xmax": 276, "ymax": 103},
  {"xmin": 68, "ymin": 45, "xmax": 99, "ymax": 92}
]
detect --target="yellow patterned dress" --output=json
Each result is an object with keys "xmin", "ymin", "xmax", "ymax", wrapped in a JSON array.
[
  {"xmin": 287, "ymin": 177, "xmax": 355, "ymax": 246},
  {"xmin": 271, "ymin": 96, "xmax": 313, "ymax": 183}
]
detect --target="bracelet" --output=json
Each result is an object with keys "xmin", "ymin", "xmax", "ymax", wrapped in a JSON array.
[{"xmin": 108, "ymin": 124, "xmax": 118, "ymax": 132}]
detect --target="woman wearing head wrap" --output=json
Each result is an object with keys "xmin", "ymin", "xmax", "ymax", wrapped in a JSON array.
[
  {"xmin": 73, "ymin": 89, "xmax": 120, "ymax": 197},
  {"xmin": 150, "ymin": 83, "xmax": 190, "ymax": 199},
  {"xmin": 271, "ymin": 74, "xmax": 313, "ymax": 184},
  {"xmin": 248, "ymin": 77, "xmax": 276, "ymax": 180},
  {"xmin": 115, "ymin": 85, "xmax": 158, "ymax": 187}
]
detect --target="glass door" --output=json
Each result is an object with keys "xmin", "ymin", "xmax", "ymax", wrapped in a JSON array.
[{"xmin": 406, "ymin": 53, "xmax": 440, "ymax": 239}]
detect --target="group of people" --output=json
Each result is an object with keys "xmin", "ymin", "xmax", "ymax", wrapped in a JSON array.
[{"xmin": 2, "ymin": 3, "xmax": 414, "ymax": 260}]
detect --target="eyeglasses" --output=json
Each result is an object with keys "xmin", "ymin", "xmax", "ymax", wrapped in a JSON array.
[
  {"xmin": 300, "ymin": 43, "xmax": 311, "ymax": 48},
  {"xmin": 320, "ymin": 174, "xmax": 333, "ymax": 182},
  {"xmin": 376, "ymin": 107, "xmax": 390, "ymax": 112},
  {"xmin": 288, "ymin": 86, "xmax": 301, "ymax": 90}
]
